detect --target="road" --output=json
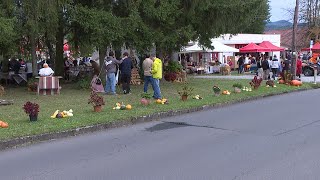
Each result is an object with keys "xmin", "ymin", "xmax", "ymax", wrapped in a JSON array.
[{"xmin": 1, "ymin": 89, "xmax": 320, "ymax": 179}]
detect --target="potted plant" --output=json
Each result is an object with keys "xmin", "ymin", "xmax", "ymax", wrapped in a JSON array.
[
  {"xmin": 23, "ymin": 101, "xmax": 39, "ymax": 121},
  {"xmin": 140, "ymin": 92, "xmax": 152, "ymax": 106},
  {"xmin": 164, "ymin": 61, "xmax": 182, "ymax": 82},
  {"xmin": 177, "ymin": 82, "xmax": 194, "ymax": 101},
  {"xmin": 249, "ymin": 76, "xmax": 263, "ymax": 89},
  {"xmin": 212, "ymin": 85, "xmax": 221, "ymax": 96},
  {"xmin": 88, "ymin": 91, "xmax": 105, "ymax": 112},
  {"xmin": 232, "ymin": 83, "xmax": 243, "ymax": 93}
]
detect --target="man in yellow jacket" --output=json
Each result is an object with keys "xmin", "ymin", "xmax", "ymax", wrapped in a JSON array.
[{"xmin": 151, "ymin": 54, "xmax": 162, "ymax": 99}]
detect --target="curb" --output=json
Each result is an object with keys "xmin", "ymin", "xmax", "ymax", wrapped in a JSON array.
[{"xmin": 0, "ymin": 87, "xmax": 316, "ymax": 151}]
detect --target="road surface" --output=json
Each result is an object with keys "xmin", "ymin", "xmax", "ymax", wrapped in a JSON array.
[{"xmin": 1, "ymin": 89, "xmax": 320, "ymax": 179}]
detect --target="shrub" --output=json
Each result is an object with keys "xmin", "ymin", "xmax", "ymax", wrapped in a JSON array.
[{"xmin": 232, "ymin": 83, "xmax": 243, "ymax": 89}]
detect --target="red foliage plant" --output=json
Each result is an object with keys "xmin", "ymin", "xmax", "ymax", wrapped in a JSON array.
[
  {"xmin": 249, "ymin": 76, "xmax": 263, "ymax": 89},
  {"xmin": 88, "ymin": 91, "xmax": 105, "ymax": 106},
  {"xmin": 23, "ymin": 101, "xmax": 39, "ymax": 116}
]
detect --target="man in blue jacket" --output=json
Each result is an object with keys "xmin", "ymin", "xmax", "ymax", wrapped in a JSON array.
[{"xmin": 119, "ymin": 52, "xmax": 134, "ymax": 94}]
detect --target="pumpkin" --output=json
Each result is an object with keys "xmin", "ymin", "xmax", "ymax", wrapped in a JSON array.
[
  {"xmin": 291, "ymin": 80, "xmax": 302, "ymax": 86},
  {"xmin": 120, "ymin": 104, "xmax": 126, "ymax": 110},
  {"xmin": 126, "ymin": 104, "xmax": 132, "ymax": 110},
  {"xmin": 278, "ymin": 79, "xmax": 285, "ymax": 84},
  {"xmin": 0, "ymin": 121, "xmax": 8, "ymax": 128}
]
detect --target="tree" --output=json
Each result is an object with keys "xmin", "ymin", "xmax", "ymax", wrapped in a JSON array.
[{"xmin": 0, "ymin": 1, "xmax": 17, "ymax": 56}]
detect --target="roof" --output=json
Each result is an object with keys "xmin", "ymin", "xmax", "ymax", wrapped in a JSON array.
[
  {"xmin": 264, "ymin": 27, "xmax": 308, "ymax": 50},
  {"xmin": 259, "ymin": 41, "xmax": 285, "ymax": 51},
  {"xmin": 239, "ymin": 43, "xmax": 270, "ymax": 53}
]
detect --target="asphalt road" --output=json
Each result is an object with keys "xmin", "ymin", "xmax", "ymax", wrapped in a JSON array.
[{"xmin": 1, "ymin": 89, "xmax": 320, "ymax": 180}]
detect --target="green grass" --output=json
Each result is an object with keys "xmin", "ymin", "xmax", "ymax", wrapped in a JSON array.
[{"xmin": 0, "ymin": 77, "xmax": 318, "ymax": 141}]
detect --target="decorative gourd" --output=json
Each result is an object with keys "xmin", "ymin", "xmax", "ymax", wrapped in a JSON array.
[
  {"xmin": 126, "ymin": 104, "xmax": 132, "ymax": 110},
  {"xmin": 0, "ymin": 121, "xmax": 8, "ymax": 128},
  {"xmin": 120, "ymin": 104, "xmax": 126, "ymax": 110},
  {"xmin": 156, "ymin": 99, "xmax": 162, "ymax": 104},
  {"xmin": 278, "ymin": 79, "xmax": 285, "ymax": 84},
  {"xmin": 291, "ymin": 80, "xmax": 302, "ymax": 86}
]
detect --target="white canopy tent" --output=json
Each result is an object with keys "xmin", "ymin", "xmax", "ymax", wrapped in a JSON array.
[
  {"xmin": 180, "ymin": 41, "xmax": 239, "ymax": 53},
  {"xmin": 211, "ymin": 41, "xmax": 239, "ymax": 53}
]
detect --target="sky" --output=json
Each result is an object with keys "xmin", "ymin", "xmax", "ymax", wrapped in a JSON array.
[{"xmin": 269, "ymin": 0, "xmax": 295, "ymax": 22}]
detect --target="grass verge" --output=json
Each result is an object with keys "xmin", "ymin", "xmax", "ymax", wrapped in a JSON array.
[{"xmin": 0, "ymin": 77, "xmax": 319, "ymax": 141}]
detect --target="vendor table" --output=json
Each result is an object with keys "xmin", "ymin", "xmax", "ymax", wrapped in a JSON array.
[{"xmin": 36, "ymin": 76, "xmax": 62, "ymax": 95}]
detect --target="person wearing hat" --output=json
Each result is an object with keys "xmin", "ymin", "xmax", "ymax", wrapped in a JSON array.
[{"xmin": 39, "ymin": 63, "xmax": 54, "ymax": 76}]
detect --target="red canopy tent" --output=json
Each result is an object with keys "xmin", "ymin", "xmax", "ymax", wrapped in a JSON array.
[
  {"xmin": 301, "ymin": 42, "xmax": 320, "ymax": 51},
  {"xmin": 259, "ymin": 41, "xmax": 284, "ymax": 51},
  {"xmin": 239, "ymin": 43, "xmax": 270, "ymax": 53}
]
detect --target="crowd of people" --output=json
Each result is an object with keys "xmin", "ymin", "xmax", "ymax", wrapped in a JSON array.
[
  {"xmin": 91, "ymin": 51, "xmax": 163, "ymax": 99},
  {"xmin": 236, "ymin": 54, "xmax": 303, "ymax": 80}
]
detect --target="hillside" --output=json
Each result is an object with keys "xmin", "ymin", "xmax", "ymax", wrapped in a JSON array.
[
  {"xmin": 265, "ymin": 20, "xmax": 292, "ymax": 31},
  {"xmin": 265, "ymin": 20, "xmax": 307, "ymax": 31}
]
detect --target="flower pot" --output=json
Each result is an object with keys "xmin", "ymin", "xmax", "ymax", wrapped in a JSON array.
[
  {"xmin": 29, "ymin": 115, "xmax": 38, "ymax": 122},
  {"xmin": 181, "ymin": 95, "xmax": 188, "ymax": 101},
  {"xmin": 234, "ymin": 87, "xmax": 241, "ymax": 93},
  {"xmin": 94, "ymin": 105, "xmax": 102, "ymax": 112},
  {"xmin": 140, "ymin": 98, "xmax": 150, "ymax": 106}
]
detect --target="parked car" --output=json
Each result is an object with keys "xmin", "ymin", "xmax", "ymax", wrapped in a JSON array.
[{"xmin": 302, "ymin": 62, "xmax": 320, "ymax": 76}]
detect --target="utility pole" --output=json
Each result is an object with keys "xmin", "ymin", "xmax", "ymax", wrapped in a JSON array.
[{"xmin": 291, "ymin": 0, "xmax": 299, "ymax": 79}]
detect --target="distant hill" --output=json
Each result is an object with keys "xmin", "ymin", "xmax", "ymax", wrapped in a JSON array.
[
  {"xmin": 265, "ymin": 20, "xmax": 308, "ymax": 31},
  {"xmin": 265, "ymin": 20, "xmax": 292, "ymax": 31}
]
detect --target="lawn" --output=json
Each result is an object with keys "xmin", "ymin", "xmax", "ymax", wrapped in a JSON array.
[{"xmin": 0, "ymin": 77, "xmax": 317, "ymax": 141}]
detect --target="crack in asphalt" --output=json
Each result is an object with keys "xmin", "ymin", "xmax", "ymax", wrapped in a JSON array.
[
  {"xmin": 164, "ymin": 121, "xmax": 239, "ymax": 133},
  {"xmin": 274, "ymin": 119, "xmax": 320, "ymax": 136}
]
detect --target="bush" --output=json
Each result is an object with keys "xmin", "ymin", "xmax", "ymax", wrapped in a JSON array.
[
  {"xmin": 164, "ymin": 61, "xmax": 182, "ymax": 73},
  {"xmin": 76, "ymin": 76, "xmax": 91, "ymax": 90},
  {"xmin": 232, "ymin": 83, "xmax": 243, "ymax": 89}
]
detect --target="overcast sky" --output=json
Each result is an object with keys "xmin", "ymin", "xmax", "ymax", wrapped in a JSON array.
[{"xmin": 269, "ymin": 0, "xmax": 295, "ymax": 22}]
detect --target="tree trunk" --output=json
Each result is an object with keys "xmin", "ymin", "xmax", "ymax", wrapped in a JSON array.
[
  {"xmin": 45, "ymin": 32, "xmax": 55, "ymax": 68},
  {"xmin": 30, "ymin": 34, "xmax": 37, "ymax": 76},
  {"xmin": 291, "ymin": 0, "xmax": 299, "ymax": 79},
  {"xmin": 99, "ymin": 46, "xmax": 107, "ymax": 83},
  {"xmin": 55, "ymin": 10, "xmax": 64, "ymax": 76}
]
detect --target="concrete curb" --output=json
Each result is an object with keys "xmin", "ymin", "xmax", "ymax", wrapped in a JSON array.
[{"xmin": 0, "ymin": 87, "xmax": 317, "ymax": 151}]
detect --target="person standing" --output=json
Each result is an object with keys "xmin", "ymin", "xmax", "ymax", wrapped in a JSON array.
[
  {"xmin": 282, "ymin": 57, "xmax": 290, "ymax": 73},
  {"xmin": 256, "ymin": 56, "xmax": 263, "ymax": 78},
  {"xmin": 119, "ymin": 52, "xmax": 133, "ymax": 94},
  {"xmin": 296, "ymin": 56, "xmax": 302, "ymax": 79},
  {"xmin": 261, "ymin": 57, "xmax": 270, "ymax": 80},
  {"xmin": 270, "ymin": 55, "xmax": 280, "ymax": 80},
  {"xmin": 151, "ymin": 54, "xmax": 162, "ymax": 99},
  {"xmin": 237, "ymin": 55, "xmax": 244, "ymax": 74},
  {"xmin": 142, "ymin": 54, "xmax": 154, "ymax": 93},
  {"xmin": 104, "ymin": 51, "xmax": 122, "ymax": 95}
]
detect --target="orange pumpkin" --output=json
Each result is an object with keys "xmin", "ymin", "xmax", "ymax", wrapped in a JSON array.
[
  {"xmin": 126, "ymin": 104, "xmax": 132, "ymax": 110},
  {"xmin": 0, "ymin": 121, "xmax": 8, "ymax": 128},
  {"xmin": 278, "ymin": 79, "xmax": 285, "ymax": 84},
  {"xmin": 291, "ymin": 80, "xmax": 302, "ymax": 86}
]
